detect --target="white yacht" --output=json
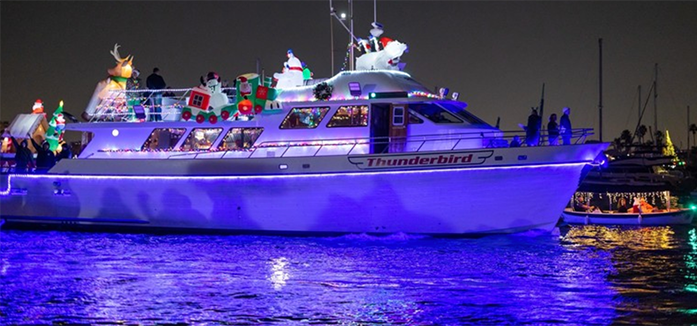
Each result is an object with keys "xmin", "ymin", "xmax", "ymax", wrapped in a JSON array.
[{"xmin": 0, "ymin": 50, "xmax": 608, "ymax": 235}]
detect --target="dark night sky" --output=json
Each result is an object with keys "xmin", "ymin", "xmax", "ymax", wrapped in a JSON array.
[{"xmin": 2, "ymin": 1, "xmax": 696, "ymax": 146}]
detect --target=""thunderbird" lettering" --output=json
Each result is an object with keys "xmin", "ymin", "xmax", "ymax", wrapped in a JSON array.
[{"xmin": 365, "ymin": 154, "xmax": 473, "ymax": 167}]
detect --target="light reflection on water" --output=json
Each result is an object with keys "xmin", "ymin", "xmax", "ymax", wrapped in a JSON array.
[{"xmin": 0, "ymin": 227, "xmax": 695, "ymax": 325}]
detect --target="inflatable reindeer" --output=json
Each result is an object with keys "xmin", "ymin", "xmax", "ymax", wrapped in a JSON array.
[{"xmin": 83, "ymin": 44, "xmax": 136, "ymax": 121}]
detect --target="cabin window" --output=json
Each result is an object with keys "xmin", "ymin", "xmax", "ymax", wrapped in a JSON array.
[
  {"xmin": 408, "ymin": 110, "xmax": 424, "ymax": 124},
  {"xmin": 141, "ymin": 128, "xmax": 186, "ymax": 151},
  {"xmin": 409, "ymin": 103, "xmax": 462, "ymax": 123},
  {"xmin": 218, "ymin": 127, "xmax": 264, "ymax": 150},
  {"xmin": 392, "ymin": 106, "xmax": 405, "ymax": 126},
  {"xmin": 438, "ymin": 102, "xmax": 490, "ymax": 126},
  {"xmin": 280, "ymin": 107, "xmax": 329, "ymax": 129},
  {"xmin": 326, "ymin": 105, "xmax": 368, "ymax": 128},
  {"xmin": 180, "ymin": 128, "xmax": 223, "ymax": 151}
]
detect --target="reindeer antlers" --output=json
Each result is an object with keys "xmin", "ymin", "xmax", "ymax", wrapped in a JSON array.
[{"xmin": 110, "ymin": 43, "xmax": 133, "ymax": 64}]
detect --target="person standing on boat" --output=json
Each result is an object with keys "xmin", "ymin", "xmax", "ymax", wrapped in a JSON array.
[
  {"xmin": 525, "ymin": 109, "xmax": 541, "ymax": 146},
  {"xmin": 10, "ymin": 135, "xmax": 34, "ymax": 173},
  {"xmin": 58, "ymin": 141, "xmax": 72, "ymax": 161},
  {"xmin": 30, "ymin": 137, "xmax": 56, "ymax": 173},
  {"xmin": 547, "ymin": 113, "xmax": 559, "ymax": 146},
  {"xmin": 560, "ymin": 107, "xmax": 572, "ymax": 145},
  {"xmin": 146, "ymin": 67, "xmax": 167, "ymax": 122},
  {"xmin": 509, "ymin": 135, "xmax": 521, "ymax": 147}
]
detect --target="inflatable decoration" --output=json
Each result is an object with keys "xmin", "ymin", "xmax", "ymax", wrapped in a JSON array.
[
  {"xmin": 234, "ymin": 74, "xmax": 281, "ymax": 115},
  {"xmin": 84, "ymin": 44, "xmax": 139, "ymax": 121},
  {"xmin": 32, "ymin": 99, "xmax": 45, "ymax": 116},
  {"xmin": 182, "ymin": 71, "xmax": 237, "ymax": 123},
  {"xmin": 356, "ymin": 40, "xmax": 407, "ymax": 71},
  {"xmin": 313, "ymin": 82, "xmax": 334, "ymax": 101},
  {"xmin": 45, "ymin": 101, "xmax": 66, "ymax": 151},
  {"xmin": 273, "ymin": 49, "xmax": 304, "ymax": 89},
  {"xmin": 357, "ymin": 22, "xmax": 392, "ymax": 54},
  {"xmin": 302, "ymin": 62, "xmax": 313, "ymax": 81}
]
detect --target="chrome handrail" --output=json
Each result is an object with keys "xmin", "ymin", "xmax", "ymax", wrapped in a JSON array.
[{"xmin": 163, "ymin": 128, "xmax": 595, "ymax": 160}]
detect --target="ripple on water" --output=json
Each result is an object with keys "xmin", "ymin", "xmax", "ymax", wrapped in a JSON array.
[{"xmin": 1, "ymin": 226, "xmax": 697, "ymax": 324}]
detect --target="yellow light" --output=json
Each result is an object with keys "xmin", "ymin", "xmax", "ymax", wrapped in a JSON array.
[{"xmin": 60, "ymin": 100, "xmax": 64, "ymax": 107}]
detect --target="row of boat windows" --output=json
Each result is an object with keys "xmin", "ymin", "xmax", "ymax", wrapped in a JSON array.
[
  {"xmin": 144, "ymin": 127, "xmax": 263, "ymax": 151},
  {"xmin": 138, "ymin": 103, "xmax": 487, "ymax": 152},
  {"xmin": 278, "ymin": 103, "xmax": 487, "ymax": 129}
]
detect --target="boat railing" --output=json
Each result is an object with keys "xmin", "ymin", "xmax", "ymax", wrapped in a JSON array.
[
  {"xmin": 166, "ymin": 128, "xmax": 595, "ymax": 160},
  {"xmin": 88, "ymin": 87, "xmax": 236, "ymax": 122}
]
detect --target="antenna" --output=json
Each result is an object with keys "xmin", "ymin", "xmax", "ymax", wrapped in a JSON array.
[
  {"xmin": 374, "ymin": 0, "xmax": 377, "ymax": 23},
  {"xmin": 598, "ymin": 38, "xmax": 603, "ymax": 142}
]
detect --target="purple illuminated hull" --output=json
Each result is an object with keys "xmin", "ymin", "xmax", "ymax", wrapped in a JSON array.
[{"xmin": 1, "ymin": 145, "xmax": 607, "ymax": 235}]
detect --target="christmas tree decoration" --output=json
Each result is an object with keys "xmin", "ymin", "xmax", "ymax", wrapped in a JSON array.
[
  {"xmin": 663, "ymin": 130, "xmax": 676, "ymax": 157},
  {"xmin": 45, "ymin": 101, "xmax": 66, "ymax": 151}
]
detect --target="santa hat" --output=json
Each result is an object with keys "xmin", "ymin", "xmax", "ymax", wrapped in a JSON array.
[
  {"xmin": 33, "ymin": 99, "xmax": 43, "ymax": 109},
  {"xmin": 239, "ymin": 76, "xmax": 248, "ymax": 83}
]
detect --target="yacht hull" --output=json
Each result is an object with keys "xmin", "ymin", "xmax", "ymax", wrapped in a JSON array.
[{"xmin": 1, "ymin": 155, "xmax": 595, "ymax": 235}]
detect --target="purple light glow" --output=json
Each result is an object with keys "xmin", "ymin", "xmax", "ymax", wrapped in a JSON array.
[{"xmin": 1, "ymin": 162, "xmax": 587, "ymax": 186}]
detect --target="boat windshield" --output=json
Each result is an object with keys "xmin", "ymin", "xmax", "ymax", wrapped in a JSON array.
[
  {"xmin": 438, "ymin": 102, "xmax": 491, "ymax": 127},
  {"xmin": 409, "ymin": 103, "xmax": 462, "ymax": 123}
]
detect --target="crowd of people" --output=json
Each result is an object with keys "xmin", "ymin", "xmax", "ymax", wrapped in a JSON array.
[
  {"xmin": 573, "ymin": 195, "xmax": 661, "ymax": 213},
  {"xmin": 4, "ymin": 133, "xmax": 72, "ymax": 173},
  {"xmin": 518, "ymin": 106, "xmax": 572, "ymax": 147}
]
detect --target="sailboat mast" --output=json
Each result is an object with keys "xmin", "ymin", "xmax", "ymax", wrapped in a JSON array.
[
  {"xmin": 598, "ymin": 38, "xmax": 603, "ymax": 142},
  {"xmin": 653, "ymin": 63, "xmax": 658, "ymax": 134},
  {"xmin": 638, "ymin": 85, "xmax": 641, "ymax": 122}
]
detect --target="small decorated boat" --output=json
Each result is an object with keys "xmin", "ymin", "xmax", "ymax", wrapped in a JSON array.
[
  {"xmin": 561, "ymin": 190, "xmax": 694, "ymax": 226},
  {"xmin": 562, "ymin": 207, "xmax": 693, "ymax": 226}
]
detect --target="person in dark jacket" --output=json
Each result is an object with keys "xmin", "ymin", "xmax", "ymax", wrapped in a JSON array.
[
  {"xmin": 11, "ymin": 136, "xmax": 34, "ymax": 173},
  {"xmin": 30, "ymin": 137, "xmax": 56, "ymax": 173},
  {"xmin": 525, "ymin": 109, "xmax": 541, "ymax": 146},
  {"xmin": 146, "ymin": 67, "xmax": 167, "ymax": 122},
  {"xmin": 58, "ymin": 142, "xmax": 72, "ymax": 161},
  {"xmin": 560, "ymin": 107, "xmax": 572, "ymax": 145},
  {"xmin": 547, "ymin": 113, "xmax": 559, "ymax": 145}
]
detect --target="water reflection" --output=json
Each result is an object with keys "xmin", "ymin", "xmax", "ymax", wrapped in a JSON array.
[
  {"xmin": 1, "ymin": 229, "xmax": 695, "ymax": 324},
  {"xmin": 268, "ymin": 257, "xmax": 290, "ymax": 290},
  {"xmin": 561, "ymin": 225, "xmax": 697, "ymax": 324}
]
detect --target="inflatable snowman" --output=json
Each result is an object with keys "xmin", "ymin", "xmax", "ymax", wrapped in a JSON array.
[{"xmin": 273, "ymin": 49, "xmax": 305, "ymax": 89}]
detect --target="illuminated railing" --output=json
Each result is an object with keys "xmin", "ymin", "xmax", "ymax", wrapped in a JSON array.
[
  {"xmin": 166, "ymin": 128, "xmax": 594, "ymax": 160},
  {"xmin": 88, "ymin": 88, "xmax": 236, "ymax": 122}
]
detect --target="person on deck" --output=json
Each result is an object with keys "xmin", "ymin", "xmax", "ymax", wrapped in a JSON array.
[
  {"xmin": 10, "ymin": 136, "xmax": 34, "ymax": 173},
  {"xmin": 146, "ymin": 67, "xmax": 167, "ymax": 122},
  {"xmin": 560, "ymin": 107, "xmax": 572, "ymax": 145},
  {"xmin": 30, "ymin": 137, "xmax": 56, "ymax": 173},
  {"xmin": 58, "ymin": 142, "xmax": 72, "ymax": 161},
  {"xmin": 509, "ymin": 135, "xmax": 521, "ymax": 147},
  {"xmin": 525, "ymin": 109, "xmax": 541, "ymax": 146},
  {"xmin": 547, "ymin": 113, "xmax": 559, "ymax": 145}
]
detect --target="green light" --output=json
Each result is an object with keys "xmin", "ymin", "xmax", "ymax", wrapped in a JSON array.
[
  {"xmin": 690, "ymin": 205, "xmax": 697, "ymax": 211},
  {"xmin": 369, "ymin": 93, "xmax": 376, "ymax": 98}
]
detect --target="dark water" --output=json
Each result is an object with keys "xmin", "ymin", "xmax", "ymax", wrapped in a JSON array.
[{"xmin": 1, "ymin": 227, "xmax": 697, "ymax": 325}]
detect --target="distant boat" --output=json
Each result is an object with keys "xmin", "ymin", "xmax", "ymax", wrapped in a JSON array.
[{"xmin": 561, "ymin": 207, "xmax": 693, "ymax": 226}]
